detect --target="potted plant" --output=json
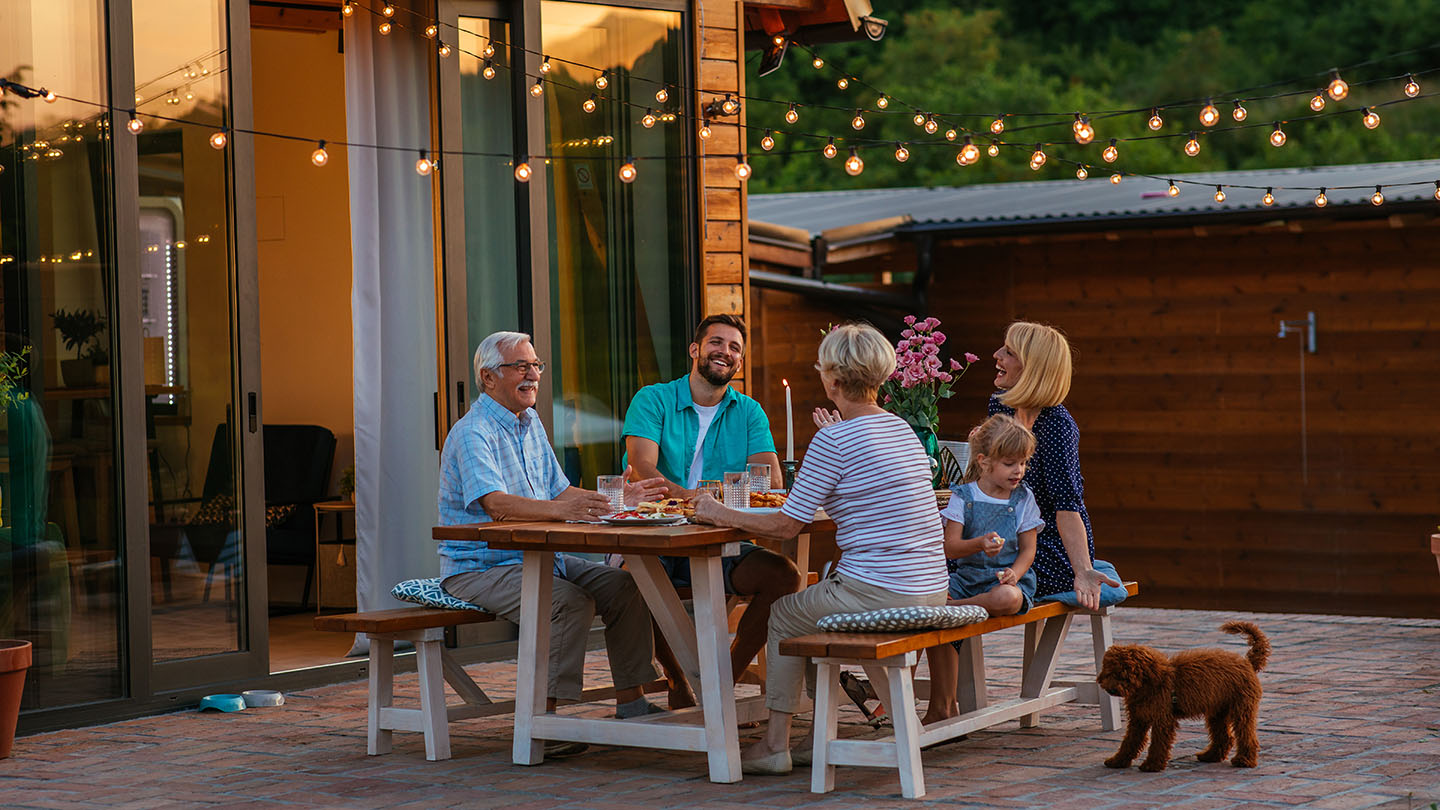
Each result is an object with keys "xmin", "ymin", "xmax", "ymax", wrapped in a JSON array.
[
  {"xmin": 0, "ymin": 639, "xmax": 29, "ymax": 758},
  {"xmin": 339, "ymin": 465, "xmax": 356, "ymax": 503},
  {"xmin": 50, "ymin": 308, "xmax": 108, "ymax": 387},
  {"xmin": 878, "ymin": 315, "xmax": 978, "ymax": 486}
]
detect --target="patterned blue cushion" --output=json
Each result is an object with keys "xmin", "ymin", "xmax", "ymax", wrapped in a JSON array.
[
  {"xmin": 390, "ymin": 578, "xmax": 485, "ymax": 612},
  {"xmin": 816, "ymin": 604, "xmax": 989, "ymax": 632}
]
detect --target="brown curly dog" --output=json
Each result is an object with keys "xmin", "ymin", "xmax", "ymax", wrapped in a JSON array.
[{"xmin": 1097, "ymin": 621, "xmax": 1269, "ymax": 772}]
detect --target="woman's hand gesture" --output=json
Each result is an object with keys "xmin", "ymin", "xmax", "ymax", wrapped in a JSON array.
[
  {"xmin": 1073, "ymin": 567, "xmax": 1121, "ymax": 611},
  {"xmin": 812, "ymin": 407, "xmax": 842, "ymax": 428}
]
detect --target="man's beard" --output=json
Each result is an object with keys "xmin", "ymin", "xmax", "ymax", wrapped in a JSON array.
[{"xmin": 697, "ymin": 354, "xmax": 737, "ymax": 386}]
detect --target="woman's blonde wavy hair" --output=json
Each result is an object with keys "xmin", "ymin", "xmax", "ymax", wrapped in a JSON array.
[
  {"xmin": 959, "ymin": 413, "xmax": 1036, "ymax": 485},
  {"xmin": 997, "ymin": 321, "xmax": 1073, "ymax": 410}
]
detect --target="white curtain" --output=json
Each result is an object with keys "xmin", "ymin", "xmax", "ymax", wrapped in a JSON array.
[{"xmin": 344, "ymin": 5, "xmax": 440, "ymax": 647}]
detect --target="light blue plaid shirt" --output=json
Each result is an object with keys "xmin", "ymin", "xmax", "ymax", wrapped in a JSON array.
[{"xmin": 437, "ymin": 394, "xmax": 570, "ymax": 578}]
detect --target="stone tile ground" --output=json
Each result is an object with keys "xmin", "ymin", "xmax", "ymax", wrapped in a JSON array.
[{"xmin": 3, "ymin": 608, "xmax": 1439, "ymax": 808}]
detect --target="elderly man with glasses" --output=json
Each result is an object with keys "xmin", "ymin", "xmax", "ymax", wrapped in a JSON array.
[{"xmin": 437, "ymin": 331, "xmax": 667, "ymax": 754}]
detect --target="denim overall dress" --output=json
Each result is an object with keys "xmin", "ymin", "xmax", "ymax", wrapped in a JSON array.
[{"xmin": 946, "ymin": 483, "xmax": 1037, "ymax": 614}]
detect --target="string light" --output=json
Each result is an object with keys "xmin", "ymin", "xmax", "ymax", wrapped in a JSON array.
[
  {"xmin": 1232, "ymin": 100, "xmax": 1248, "ymax": 122},
  {"xmin": 913, "ymin": 112, "xmax": 926, "ymax": 127},
  {"xmin": 960, "ymin": 136, "xmax": 980, "ymax": 165},
  {"xmin": 208, "ymin": 130, "xmax": 227, "ymax": 149},
  {"xmin": 618, "ymin": 158, "xmax": 637, "ymax": 183},
  {"xmin": 812, "ymin": 55, "xmax": 824, "ymax": 69},
  {"xmin": 126, "ymin": 111, "xmax": 144, "ymax": 134},
  {"xmin": 514, "ymin": 158, "xmax": 532, "ymax": 183},
  {"xmin": 1073, "ymin": 114, "xmax": 1094, "ymax": 144},
  {"xmin": 311, "ymin": 140, "xmax": 328, "ymax": 166},
  {"xmin": 415, "ymin": 149, "xmax": 433, "ymax": 176},
  {"xmin": 987, "ymin": 141, "xmax": 1000, "ymax": 158},
  {"xmin": 945, "ymin": 129, "xmax": 957, "ymax": 141},
  {"xmin": 895, "ymin": 142, "xmax": 910, "ymax": 162},
  {"xmin": 721, "ymin": 95, "xmax": 739, "ymax": 115},
  {"xmin": 844, "ymin": 147, "xmax": 864, "ymax": 176},
  {"xmin": 529, "ymin": 77, "xmax": 544, "ymax": 97},
  {"xmin": 378, "ymin": 21, "xmax": 392, "ymax": 35},
  {"xmin": 482, "ymin": 41, "xmax": 495, "ymax": 59},
  {"xmin": 438, "ymin": 41, "xmax": 451, "ymax": 58},
  {"xmin": 1434, "ymin": 180, "xmax": 1440, "ymax": 201},
  {"xmin": 851, "ymin": 109, "xmax": 865, "ymax": 130},
  {"xmin": 1029, "ymin": 145, "xmax": 1046, "ymax": 170},
  {"xmin": 1362, "ymin": 107, "xmax": 1381, "ymax": 129},
  {"xmin": 1309, "ymin": 92, "xmax": 1326, "ymax": 112},
  {"xmin": 1269, "ymin": 122, "xmax": 1287, "ymax": 147},
  {"xmin": 341, "ymin": 1, "xmax": 353, "ymax": 16},
  {"xmin": 381, "ymin": 3, "xmax": 395, "ymax": 17},
  {"xmin": 1102, "ymin": 139, "xmax": 1118, "ymax": 163},
  {"xmin": 655, "ymin": 86, "xmax": 668, "ymax": 103},
  {"xmin": 1199, "ymin": 99, "xmax": 1219, "ymax": 127},
  {"xmin": 1371, "ymin": 185, "xmax": 1385, "ymax": 206},
  {"xmin": 836, "ymin": 76, "xmax": 849, "ymax": 90},
  {"xmin": 424, "ymin": 24, "xmax": 437, "ymax": 38},
  {"xmin": 876, "ymin": 95, "xmax": 889, "ymax": 109},
  {"xmin": 595, "ymin": 73, "xmax": 608, "ymax": 90},
  {"xmin": 641, "ymin": 108, "xmax": 656, "ymax": 128},
  {"xmin": 1148, "ymin": 108, "xmax": 1164, "ymax": 130},
  {"xmin": 583, "ymin": 94, "xmax": 597, "ymax": 113},
  {"xmin": 1263, "ymin": 188, "xmax": 1275, "ymax": 206},
  {"xmin": 822, "ymin": 137, "xmax": 838, "ymax": 159},
  {"xmin": 1314, "ymin": 188, "xmax": 1328, "ymax": 207},
  {"xmin": 1184, "ymin": 133, "xmax": 1201, "ymax": 156},
  {"xmin": 1327, "ymin": 70, "xmax": 1348, "ymax": 100},
  {"xmin": 760, "ymin": 130, "xmax": 774, "ymax": 150},
  {"xmin": 1166, "ymin": 180, "xmax": 1180, "ymax": 197},
  {"xmin": 43, "ymin": 89, "xmax": 57, "ymax": 103},
  {"xmin": 734, "ymin": 157, "xmax": 752, "ymax": 181},
  {"xmin": 1404, "ymin": 74, "xmax": 1421, "ymax": 97},
  {"xmin": 482, "ymin": 59, "xmax": 496, "ymax": 80},
  {"xmin": 990, "ymin": 115, "xmax": 1005, "ymax": 134},
  {"xmin": 1110, "ymin": 172, "xmax": 1122, "ymax": 184},
  {"xmin": 1213, "ymin": 185, "xmax": 1226, "ymax": 202},
  {"xmin": 784, "ymin": 104, "xmax": 799, "ymax": 124},
  {"xmin": 1076, "ymin": 166, "xmax": 1088, "ymax": 180},
  {"xmin": 923, "ymin": 115, "xmax": 938, "ymax": 134},
  {"xmin": 539, "ymin": 56, "xmax": 552, "ymax": 74}
]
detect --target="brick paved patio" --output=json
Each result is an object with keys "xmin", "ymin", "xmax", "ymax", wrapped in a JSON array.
[{"xmin": 3, "ymin": 607, "xmax": 1438, "ymax": 808}]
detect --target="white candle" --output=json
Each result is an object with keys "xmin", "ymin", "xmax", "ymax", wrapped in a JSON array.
[{"xmin": 783, "ymin": 378, "xmax": 794, "ymax": 461}]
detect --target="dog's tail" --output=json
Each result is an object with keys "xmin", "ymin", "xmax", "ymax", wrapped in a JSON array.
[{"xmin": 1221, "ymin": 621, "xmax": 1269, "ymax": 672}]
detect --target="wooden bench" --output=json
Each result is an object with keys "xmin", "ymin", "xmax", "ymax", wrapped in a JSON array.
[{"xmin": 778, "ymin": 581, "xmax": 1140, "ymax": 799}]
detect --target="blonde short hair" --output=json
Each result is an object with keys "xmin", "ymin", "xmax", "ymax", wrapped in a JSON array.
[
  {"xmin": 998, "ymin": 321, "xmax": 1072, "ymax": 410},
  {"xmin": 817, "ymin": 323, "xmax": 895, "ymax": 401}
]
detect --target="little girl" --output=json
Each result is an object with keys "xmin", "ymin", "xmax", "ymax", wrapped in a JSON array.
[{"xmin": 922, "ymin": 413, "xmax": 1043, "ymax": 724}]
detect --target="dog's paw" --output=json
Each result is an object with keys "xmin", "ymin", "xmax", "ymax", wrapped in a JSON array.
[
  {"xmin": 1138, "ymin": 760, "xmax": 1168, "ymax": 773},
  {"xmin": 1196, "ymin": 749, "xmax": 1224, "ymax": 763},
  {"xmin": 1230, "ymin": 756, "xmax": 1257, "ymax": 768},
  {"xmin": 1103, "ymin": 756, "xmax": 1130, "ymax": 769}
]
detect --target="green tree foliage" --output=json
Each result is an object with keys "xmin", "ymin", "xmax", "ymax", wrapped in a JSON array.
[{"xmin": 744, "ymin": 0, "xmax": 1440, "ymax": 193}]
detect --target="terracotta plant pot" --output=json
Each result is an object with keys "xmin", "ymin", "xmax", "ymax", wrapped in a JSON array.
[{"xmin": 0, "ymin": 639, "xmax": 31, "ymax": 759}]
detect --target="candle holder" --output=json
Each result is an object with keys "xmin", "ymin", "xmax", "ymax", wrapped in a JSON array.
[{"xmin": 781, "ymin": 459, "xmax": 799, "ymax": 490}]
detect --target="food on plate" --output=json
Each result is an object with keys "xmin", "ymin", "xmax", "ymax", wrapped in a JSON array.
[
  {"xmin": 749, "ymin": 491, "xmax": 787, "ymax": 508},
  {"xmin": 637, "ymin": 497, "xmax": 695, "ymax": 517},
  {"xmin": 606, "ymin": 509, "xmax": 682, "ymax": 520}
]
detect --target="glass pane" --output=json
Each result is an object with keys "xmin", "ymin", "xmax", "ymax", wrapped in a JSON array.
[
  {"xmin": 133, "ymin": 0, "xmax": 244, "ymax": 660},
  {"xmin": 0, "ymin": 0, "xmax": 124, "ymax": 708},
  {"xmin": 541, "ymin": 2, "xmax": 691, "ymax": 485},
  {"xmin": 458, "ymin": 18, "xmax": 518, "ymax": 366}
]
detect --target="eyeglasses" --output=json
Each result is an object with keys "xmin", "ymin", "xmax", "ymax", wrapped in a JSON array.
[{"xmin": 496, "ymin": 361, "xmax": 547, "ymax": 374}]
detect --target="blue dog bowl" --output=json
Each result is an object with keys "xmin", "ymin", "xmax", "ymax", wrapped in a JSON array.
[{"xmin": 198, "ymin": 693, "xmax": 247, "ymax": 712}]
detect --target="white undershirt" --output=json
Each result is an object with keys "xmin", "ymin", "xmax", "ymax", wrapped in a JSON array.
[{"xmin": 687, "ymin": 403, "xmax": 720, "ymax": 488}]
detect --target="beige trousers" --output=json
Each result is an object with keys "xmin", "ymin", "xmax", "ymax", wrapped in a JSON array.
[
  {"xmin": 765, "ymin": 571, "xmax": 947, "ymax": 713},
  {"xmin": 443, "ymin": 556, "xmax": 658, "ymax": 702}
]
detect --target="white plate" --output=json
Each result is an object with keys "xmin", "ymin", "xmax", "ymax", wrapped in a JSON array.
[
  {"xmin": 733, "ymin": 506, "xmax": 781, "ymax": 514},
  {"xmin": 600, "ymin": 514, "xmax": 687, "ymax": 526}
]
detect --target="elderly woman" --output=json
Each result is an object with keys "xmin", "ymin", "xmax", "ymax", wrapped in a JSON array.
[
  {"xmin": 987, "ymin": 321, "xmax": 1118, "ymax": 611},
  {"xmin": 693, "ymin": 323, "xmax": 949, "ymax": 775}
]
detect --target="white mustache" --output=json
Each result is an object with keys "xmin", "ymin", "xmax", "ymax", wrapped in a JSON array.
[{"xmin": 517, "ymin": 382, "xmax": 538, "ymax": 391}]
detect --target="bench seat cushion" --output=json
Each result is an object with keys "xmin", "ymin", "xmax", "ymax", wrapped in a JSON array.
[
  {"xmin": 817, "ymin": 604, "xmax": 988, "ymax": 633},
  {"xmin": 391, "ymin": 577, "xmax": 484, "ymax": 612}
]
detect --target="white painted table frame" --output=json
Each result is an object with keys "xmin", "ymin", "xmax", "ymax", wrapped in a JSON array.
[{"xmin": 808, "ymin": 607, "xmax": 1121, "ymax": 799}]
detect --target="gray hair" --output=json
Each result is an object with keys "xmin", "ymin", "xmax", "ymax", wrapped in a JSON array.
[{"xmin": 475, "ymin": 331, "xmax": 532, "ymax": 386}]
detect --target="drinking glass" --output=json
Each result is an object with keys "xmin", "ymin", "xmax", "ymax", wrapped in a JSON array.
[
  {"xmin": 748, "ymin": 462, "xmax": 771, "ymax": 495},
  {"xmin": 722, "ymin": 471, "xmax": 749, "ymax": 508},
  {"xmin": 696, "ymin": 479, "xmax": 722, "ymax": 502},
  {"xmin": 596, "ymin": 474, "xmax": 625, "ymax": 513}
]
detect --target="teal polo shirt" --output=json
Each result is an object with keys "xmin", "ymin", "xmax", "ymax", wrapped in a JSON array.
[{"xmin": 622, "ymin": 375, "xmax": 777, "ymax": 487}]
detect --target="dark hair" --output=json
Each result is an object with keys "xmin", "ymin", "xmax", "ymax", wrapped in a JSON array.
[{"xmin": 692, "ymin": 314, "xmax": 747, "ymax": 347}]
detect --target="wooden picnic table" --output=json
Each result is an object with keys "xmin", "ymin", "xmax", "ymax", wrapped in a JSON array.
[{"xmin": 432, "ymin": 516, "xmax": 831, "ymax": 783}]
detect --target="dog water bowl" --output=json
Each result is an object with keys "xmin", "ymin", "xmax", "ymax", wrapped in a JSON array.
[
  {"xmin": 198, "ymin": 694, "xmax": 247, "ymax": 712},
  {"xmin": 242, "ymin": 690, "xmax": 285, "ymax": 707}
]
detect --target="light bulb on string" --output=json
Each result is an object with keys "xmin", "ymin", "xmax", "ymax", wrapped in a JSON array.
[
  {"xmin": 945, "ymin": 129, "xmax": 958, "ymax": 141},
  {"xmin": 837, "ymin": 76, "xmax": 849, "ymax": 90},
  {"xmin": 876, "ymin": 95, "xmax": 889, "ymax": 109},
  {"xmin": 990, "ymin": 115, "xmax": 1005, "ymax": 134},
  {"xmin": 529, "ymin": 77, "xmax": 544, "ymax": 97},
  {"xmin": 1362, "ymin": 107, "xmax": 1381, "ymax": 129},
  {"xmin": 851, "ymin": 109, "xmax": 865, "ymax": 130},
  {"xmin": 1073, "ymin": 114, "xmax": 1094, "ymax": 144},
  {"xmin": 734, "ymin": 157, "xmax": 752, "ymax": 182},
  {"xmin": 1269, "ymin": 122, "xmax": 1287, "ymax": 147},
  {"xmin": 1213, "ymin": 186, "xmax": 1226, "ymax": 203},
  {"xmin": 913, "ymin": 112, "xmax": 927, "ymax": 127},
  {"xmin": 208, "ymin": 130, "xmax": 227, "ymax": 149},
  {"xmin": 482, "ymin": 60, "xmax": 496, "ymax": 80},
  {"xmin": 1110, "ymin": 172, "xmax": 1122, "ymax": 185},
  {"xmin": 641, "ymin": 109, "xmax": 656, "ymax": 128},
  {"xmin": 844, "ymin": 148, "xmax": 864, "ymax": 176},
  {"xmin": 812, "ymin": 55, "xmax": 824, "ymax": 69},
  {"xmin": 1314, "ymin": 188, "xmax": 1328, "ymax": 207},
  {"xmin": 1327, "ymin": 70, "xmax": 1348, "ymax": 100},
  {"xmin": 822, "ymin": 138, "xmax": 838, "ymax": 159},
  {"xmin": 42, "ymin": 89, "xmax": 57, "ymax": 103},
  {"xmin": 721, "ymin": 95, "xmax": 739, "ymax": 115},
  {"xmin": 378, "ymin": 21, "xmax": 392, "ymax": 35},
  {"xmin": 618, "ymin": 158, "xmax": 637, "ymax": 183},
  {"xmin": 924, "ymin": 116, "xmax": 938, "ymax": 134},
  {"xmin": 482, "ymin": 42, "xmax": 495, "ymax": 59},
  {"xmin": 1309, "ymin": 92, "xmax": 1325, "ymax": 112},
  {"xmin": 1029, "ymin": 145, "xmax": 1046, "ymax": 170},
  {"xmin": 1147, "ymin": 108, "xmax": 1164, "ymax": 130},
  {"xmin": 760, "ymin": 130, "xmax": 775, "ymax": 151},
  {"xmin": 539, "ymin": 56, "xmax": 551, "ymax": 74},
  {"xmin": 1371, "ymin": 186, "xmax": 1385, "ymax": 206},
  {"xmin": 987, "ymin": 141, "xmax": 1000, "ymax": 158},
  {"xmin": 1167, "ymin": 181, "xmax": 1180, "ymax": 197},
  {"xmin": 785, "ymin": 104, "xmax": 799, "ymax": 124},
  {"xmin": 960, "ymin": 136, "xmax": 980, "ymax": 164},
  {"xmin": 696, "ymin": 118, "xmax": 711, "ymax": 138},
  {"xmin": 1263, "ymin": 188, "xmax": 1275, "ymax": 206},
  {"xmin": 1184, "ymin": 134, "xmax": 1201, "ymax": 156},
  {"xmin": 582, "ymin": 95, "xmax": 597, "ymax": 114},
  {"xmin": 438, "ymin": 41, "xmax": 451, "ymax": 58},
  {"xmin": 1433, "ymin": 181, "xmax": 1440, "ymax": 201},
  {"xmin": 126, "ymin": 111, "xmax": 144, "ymax": 134},
  {"xmin": 1076, "ymin": 166, "xmax": 1088, "ymax": 180},
  {"xmin": 1102, "ymin": 139, "xmax": 1119, "ymax": 163},
  {"xmin": 1404, "ymin": 74, "xmax": 1420, "ymax": 97},
  {"xmin": 341, "ymin": 1, "xmax": 353, "ymax": 16},
  {"xmin": 1199, "ymin": 99, "xmax": 1219, "ymax": 127},
  {"xmin": 381, "ymin": 3, "xmax": 395, "ymax": 16},
  {"xmin": 594, "ymin": 73, "xmax": 608, "ymax": 90},
  {"xmin": 311, "ymin": 140, "xmax": 329, "ymax": 166},
  {"xmin": 514, "ymin": 158, "xmax": 532, "ymax": 183},
  {"xmin": 424, "ymin": 24, "xmax": 437, "ymax": 39},
  {"xmin": 1232, "ymin": 100, "xmax": 1248, "ymax": 122},
  {"xmin": 772, "ymin": 34, "xmax": 785, "ymax": 47},
  {"xmin": 415, "ymin": 150, "xmax": 433, "ymax": 176},
  {"xmin": 655, "ymin": 86, "xmax": 668, "ymax": 103},
  {"xmin": 895, "ymin": 142, "xmax": 910, "ymax": 162}
]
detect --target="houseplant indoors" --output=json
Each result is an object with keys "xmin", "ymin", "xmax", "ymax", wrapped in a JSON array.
[
  {"xmin": 50, "ymin": 308, "xmax": 108, "ymax": 387},
  {"xmin": 0, "ymin": 345, "xmax": 34, "ymax": 758}
]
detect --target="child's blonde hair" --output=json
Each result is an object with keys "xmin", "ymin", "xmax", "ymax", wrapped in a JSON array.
[{"xmin": 959, "ymin": 414, "xmax": 1036, "ymax": 485}]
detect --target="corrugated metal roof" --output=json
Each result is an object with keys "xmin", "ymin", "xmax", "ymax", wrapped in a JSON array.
[{"xmin": 747, "ymin": 159, "xmax": 1440, "ymax": 238}]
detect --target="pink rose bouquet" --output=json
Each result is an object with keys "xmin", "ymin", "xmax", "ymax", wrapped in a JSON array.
[{"xmin": 879, "ymin": 315, "xmax": 977, "ymax": 434}]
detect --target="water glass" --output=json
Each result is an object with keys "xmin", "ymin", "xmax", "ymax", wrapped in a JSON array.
[
  {"xmin": 747, "ymin": 462, "xmax": 771, "ymax": 495},
  {"xmin": 696, "ymin": 479, "xmax": 723, "ymax": 502},
  {"xmin": 596, "ymin": 474, "xmax": 625, "ymax": 513},
  {"xmin": 722, "ymin": 471, "xmax": 749, "ymax": 508}
]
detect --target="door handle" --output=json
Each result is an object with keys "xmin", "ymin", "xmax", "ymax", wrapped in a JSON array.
[{"xmin": 248, "ymin": 392, "xmax": 257, "ymax": 433}]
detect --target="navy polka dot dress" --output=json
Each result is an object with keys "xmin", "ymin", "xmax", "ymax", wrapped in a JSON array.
[{"xmin": 989, "ymin": 395, "xmax": 1095, "ymax": 598}]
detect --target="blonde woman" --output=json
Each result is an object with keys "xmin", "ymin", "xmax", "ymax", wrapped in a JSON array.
[
  {"xmin": 988, "ymin": 321, "xmax": 1118, "ymax": 611},
  {"xmin": 693, "ymin": 323, "xmax": 948, "ymax": 775}
]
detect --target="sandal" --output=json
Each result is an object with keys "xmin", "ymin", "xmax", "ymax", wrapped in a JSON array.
[{"xmin": 838, "ymin": 671, "xmax": 886, "ymax": 728}]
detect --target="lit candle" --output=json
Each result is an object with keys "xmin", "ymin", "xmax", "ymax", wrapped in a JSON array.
[{"xmin": 783, "ymin": 378, "xmax": 794, "ymax": 461}]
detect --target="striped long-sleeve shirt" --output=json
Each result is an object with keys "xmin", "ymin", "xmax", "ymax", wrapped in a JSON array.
[{"xmin": 780, "ymin": 412, "xmax": 948, "ymax": 595}]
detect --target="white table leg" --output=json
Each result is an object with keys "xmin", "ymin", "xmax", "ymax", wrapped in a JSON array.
[
  {"xmin": 513, "ymin": 550, "xmax": 553, "ymax": 766},
  {"xmin": 690, "ymin": 553, "xmax": 741, "ymax": 783},
  {"xmin": 625, "ymin": 554, "xmax": 702, "ymax": 683},
  {"xmin": 367, "ymin": 635, "xmax": 393, "ymax": 755}
]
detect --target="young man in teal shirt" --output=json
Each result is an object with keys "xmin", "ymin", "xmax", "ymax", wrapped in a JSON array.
[{"xmin": 623, "ymin": 314, "xmax": 802, "ymax": 706}]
